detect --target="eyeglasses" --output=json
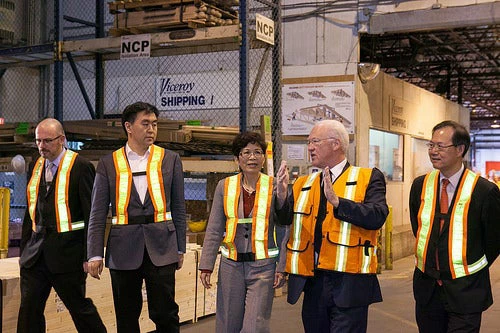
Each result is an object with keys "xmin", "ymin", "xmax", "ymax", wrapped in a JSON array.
[
  {"xmin": 239, "ymin": 150, "xmax": 264, "ymax": 158},
  {"xmin": 35, "ymin": 135, "xmax": 62, "ymax": 145},
  {"xmin": 307, "ymin": 137, "xmax": 337, "ymax": 146},
  {"xmin": 426, "ymin": 142, "xmax": 456, "ymax": 151}
]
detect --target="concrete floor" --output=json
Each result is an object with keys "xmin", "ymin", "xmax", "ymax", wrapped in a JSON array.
[{"xmin": 181, "ymin": 256, "xmax": 500, "ymax": 333}]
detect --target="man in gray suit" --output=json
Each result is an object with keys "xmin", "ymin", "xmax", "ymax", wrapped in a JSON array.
[{"xmin": 86, "ymin": 102, "xmax": 186, "ymax": 333}]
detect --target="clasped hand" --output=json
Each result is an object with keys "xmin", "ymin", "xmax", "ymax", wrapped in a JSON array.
[{"xmin": 86, "ymin": 260, "xmax": 103, "ymax": 280}]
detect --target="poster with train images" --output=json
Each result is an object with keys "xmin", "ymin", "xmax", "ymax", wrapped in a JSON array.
[{"xmin": 282, "ymin": 78, "xmax": 355, "ymax": 135}]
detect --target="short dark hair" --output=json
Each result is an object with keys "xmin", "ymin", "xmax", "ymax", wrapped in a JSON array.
[
  {"xmin": 432, "ymin": 120, "xmax": 470, "ymax": 157},
  {"xmin": 121, "ymin": 102, "xmax": 159, "ymax": 135},
  {"xmin": 231, "ymin": 132, "xmax": 267, "ymax": 157}
]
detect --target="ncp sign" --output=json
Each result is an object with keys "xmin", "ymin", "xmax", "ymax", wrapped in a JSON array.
[
  {"xmin": 256, "ymin": 14, "xmax": 274, "ymax": 45},
  {"xmin": 120, "ymin": 34, "xmax": 151, "ymax": 60}
]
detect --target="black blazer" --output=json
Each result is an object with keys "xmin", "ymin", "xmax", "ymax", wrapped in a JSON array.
[
  {"xmin": 20, "ymin": 153, "xmax": 96, "ymax": 274},
  {"xmin": 409, "ymin": 170, "xmax": 500, "ymax": 313},
  {"xmin": 279, "ymin": 163, "xmax": 389, "ymax": 307}
]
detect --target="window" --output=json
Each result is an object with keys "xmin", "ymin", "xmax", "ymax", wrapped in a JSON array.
[{"xmin": 369, "ymin": 129, "xmax": 403, "ymax": 181}]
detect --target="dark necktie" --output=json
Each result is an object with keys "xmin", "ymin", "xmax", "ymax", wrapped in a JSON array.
[
  {"xmin": 436, "ymin": 178, "xmax": 449, "ymax": 285},
  {"xmin": 314, "ymin": 172, "xmax": 333, "ymax": 255},
  {"xmin": 46, "ymin": 162, "xmax": 55, "ymax": 190}
]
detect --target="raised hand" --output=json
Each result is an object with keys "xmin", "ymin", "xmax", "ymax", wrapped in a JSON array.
[
  {"xmin": 323, "ymin": 167, "xmax": 339, "ymax": 208},
  {"xmin": 276, "ymin": 160, "xmax": 289, "ymax": 206}
]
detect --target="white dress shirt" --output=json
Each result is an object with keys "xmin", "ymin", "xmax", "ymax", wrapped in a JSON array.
[{"xmin": 125, "ymin": 144, "xmax": 150, "ymax": 204}]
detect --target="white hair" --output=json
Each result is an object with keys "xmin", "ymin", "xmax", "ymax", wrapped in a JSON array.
[{"xmin": 316, "ymin": 120, "xmax": 349, "ymax": 153}]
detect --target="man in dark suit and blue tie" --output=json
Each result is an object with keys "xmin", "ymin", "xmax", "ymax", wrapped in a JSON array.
[
  {"xmin": 18, "ymin": 118, "xmax": 106, "ymax": 332},
  {"xmin": 86, "ymin": 101, "xmax": 187, "ymax": 333},
  {"xmin": 277, "ymin": 119, "xmax": 389, "ymax": 333}
]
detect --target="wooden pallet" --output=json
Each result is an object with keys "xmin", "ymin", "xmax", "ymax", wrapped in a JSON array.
[
  {"xmin": 108, "ymin": 0, "xmax": 238, "ymax": 15},
  {"xmin": 113, "ymin": 5, "xmax": 198, "ymax": 30},
  {"xmin": 109, "ymin": 2, "xmax": 236, "ymax": 36},
  {"xmin": 108, "ymin": 0, "xmax": 195, "ymax": 14}
]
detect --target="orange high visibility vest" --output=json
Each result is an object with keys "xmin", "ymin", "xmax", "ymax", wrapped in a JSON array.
[
  {"xmin": 112, "ymin": 145, "xmax": 171, "ymax": 224},
  {"xmin": 27, "ymin": 150, "xmax": 83, "ymax": 232},
  {"xmin": 415, "ymin": 169, "xmax": 487, "ymax": 279},
  {"xmin": 286, "ymin": 166, "xmax": 379, "ymax": 276}
]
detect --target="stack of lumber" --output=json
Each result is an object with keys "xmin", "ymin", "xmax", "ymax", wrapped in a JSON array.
[
  {"xmin": 63, "ymin": 120, "xmax": 238, "ymax": 146},
  {"xmin": 183, "ymin": 125, "xmax": 239, "ymax": 145},
  {"xmin": 63, "ymin": 118, "xmax": 191, "ymax": 144},
  {"xmin": 108, "ymin": 0, "xmax": 239, "ymax": 37},
  {"xmin": 63, "ymin": 119, "xmax": 126, "ymax": 141},
  {"xmin": 0, "ymin": 257, "xmax": 21, "ymax": 332},
  {"xmin": 0, "ymin": 122, "xmax": 35, "ymax": 144}
]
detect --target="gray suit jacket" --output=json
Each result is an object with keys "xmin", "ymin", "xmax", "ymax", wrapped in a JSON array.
[
  {"xmin": 87, "ymin": 145, "xmax": 186, "ymax": 270},
  {"xmin": 199, "ymin": 175, "xmax": 288, "ymax": 272}
]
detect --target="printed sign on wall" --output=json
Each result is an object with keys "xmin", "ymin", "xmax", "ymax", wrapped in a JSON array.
[
  {"xmin": 155, "ymin": 72, "xmax": 240, "ymax": 110},
  {"xmin": 282, "ymin": 79, "xmax": 355, "ymax": 135},
  {"xmin": 120, "ymin": 34, "xmax": 151, "ymax": 60}
]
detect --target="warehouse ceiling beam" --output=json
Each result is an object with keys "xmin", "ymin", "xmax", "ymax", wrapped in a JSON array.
[{"xmin": 369, "ymin": 2, "xmax": 500, "ymax": 34}]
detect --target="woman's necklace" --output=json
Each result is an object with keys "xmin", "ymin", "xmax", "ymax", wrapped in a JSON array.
[
  {"xmin": 242, "ymin": 176, "xmax": 257, "ymax": 194},
  {"xmin": 242, "ymin": 182, "xmax": 255, "ymax": 194}
]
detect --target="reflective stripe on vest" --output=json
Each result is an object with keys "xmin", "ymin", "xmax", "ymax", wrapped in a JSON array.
[
  {"xmin": 147, "ymin": 145, "xmax": 169, "ymax": 222},
  {"xmin": 112, "ymin": 145, "xmax": 171, "ymax": 225},
  {"xmin": 289, "ymin": 172, "xmax": 320, "ymax": 274},
  {"xmin": 415, "ymin": 170, "xmax": 439, "ymax": 272},
  {"xmin": 27, "ymin": 151, "xmax": 83, "ymax": 232},
  {"xmin": 448, "ymin": 170, "xmax": 486, "ymax": 278},
  {"xmin": 221, "ymin": 174, "xmax": 277, "ymax": 261},
  {"xmin": 416, "ymin": 169, "xmax": 487, "ymax": 279},
  {"xmin": 335, "ymin": 167, "xmax": 360, "ymax": 272}
]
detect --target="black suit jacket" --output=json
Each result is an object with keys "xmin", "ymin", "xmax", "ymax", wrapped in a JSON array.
[
  {"xmin": 279, "ymin": 163, "xmax": 389, "ymax": 307},
  {"xmin": 20, "ymin": 153, "xmax": 96, "ymax": 274},
  {"xmin": 409, "ymin": 170, "xmax": 500, "ymax": 313}
]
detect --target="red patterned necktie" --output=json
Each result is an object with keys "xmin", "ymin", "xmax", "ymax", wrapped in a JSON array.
[
  {"xmin": 439, "ymin": 179, "xmax": 450, "ymax": 232},
  {"xmin": 436, "ymin": 178, "xmax": 449, "ymax": 285}
]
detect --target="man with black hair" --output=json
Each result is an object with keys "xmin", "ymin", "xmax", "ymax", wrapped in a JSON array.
[
  {"xmin": 410, "ymin": 120, "xmax": 500, "ymax": 333},
  {"xmin": 87, "ymin": 101, "xmax": 186, "ymax": 332}
]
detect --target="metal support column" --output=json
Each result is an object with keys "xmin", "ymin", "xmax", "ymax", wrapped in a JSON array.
[
  {"xmin": 239, "ymin": 0, "xmax": 249, "ymax": 132},
  {"xmin": 54, "ymin": 0, "xmax": 63, "ymax": 121},
  {"xmin": 96, "ymin": 0, "xmax": 105, "ymax": 119},
  {"xmin": 271, "ymin": 0, "xmax": 282, "ymax": 170}
]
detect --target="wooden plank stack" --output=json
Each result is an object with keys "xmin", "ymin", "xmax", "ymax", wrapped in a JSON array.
[
  {"xmin": 63, "ymin": 118, "xmax": 192, "ymax": 144},
  {"xmin": 108, "ymin": 0, "xmax": 239, "ymax": 36},
  {"xmin": 63, "ymin": 120, "xmax": 238, "ymax": 147},
  {"xmin": 0, "ymin": 123, "xmax": 35, "ymax": 144},
  {"xmin": 183, "ymin": 125, "xmax": 239, "ymax": 145}
]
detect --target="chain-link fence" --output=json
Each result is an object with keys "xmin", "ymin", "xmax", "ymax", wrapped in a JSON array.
[{"xmin": 0, "ymin": 0, "xmax": 282, "ymax": 234}]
